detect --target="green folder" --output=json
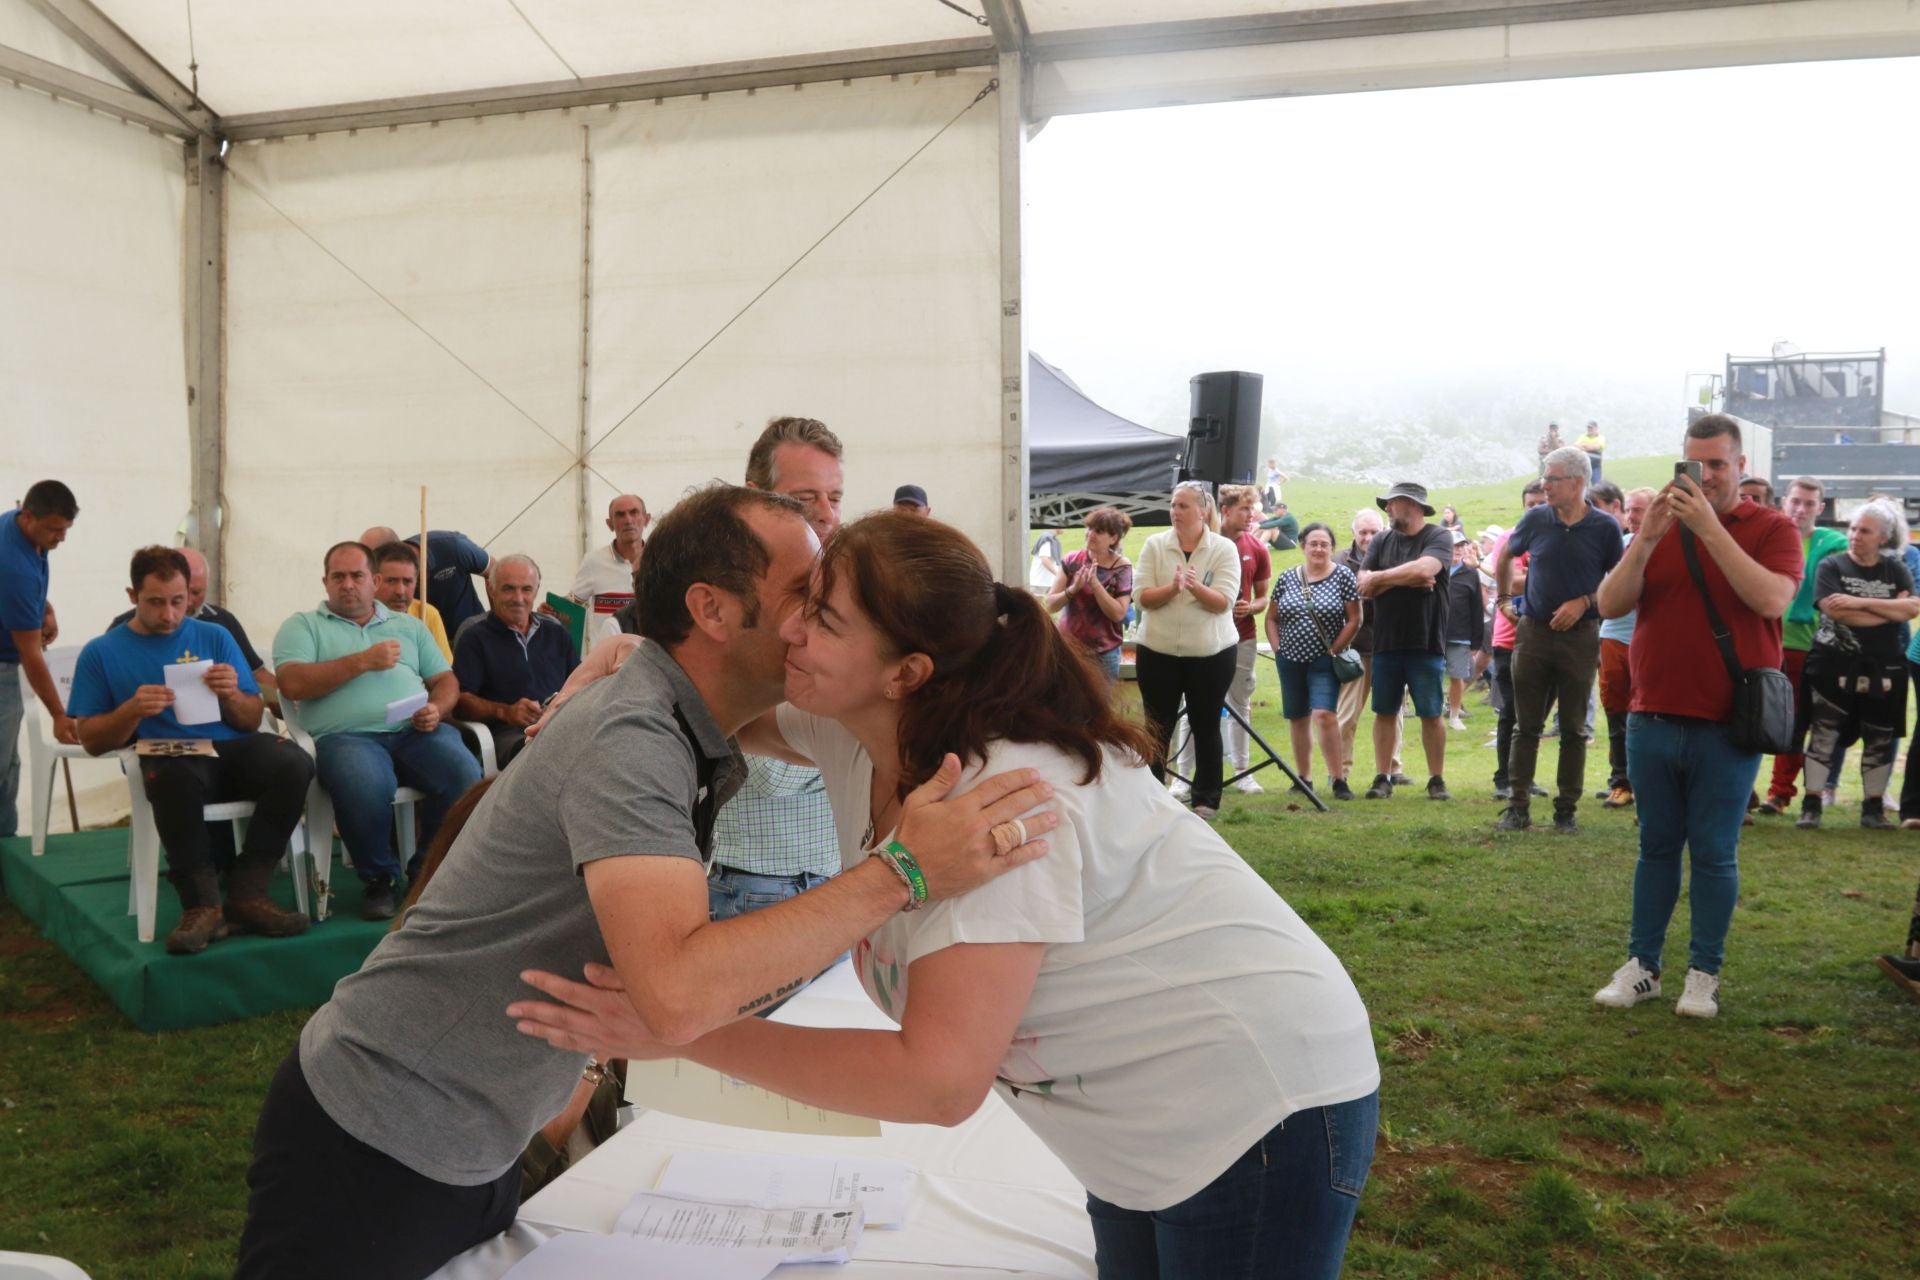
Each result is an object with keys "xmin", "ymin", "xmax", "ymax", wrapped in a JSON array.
[{"xmin": 545, "ymin": 592, "xmax": 587, "ymax": 653}]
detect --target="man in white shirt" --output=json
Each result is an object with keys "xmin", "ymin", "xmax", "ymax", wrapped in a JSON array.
[{"xmin": 569, "ymin": 495, "xmax": 649, "ymax": 639}]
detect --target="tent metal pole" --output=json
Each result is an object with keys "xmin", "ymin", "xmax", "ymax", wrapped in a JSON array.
[
  {"xmin": 575, "ymin": 124, "xmax": 595, "ymax": 564},
  {"xmin": 221, "ymin": 38, "xmax": 996, "ymax": 141},
  {"xmin": 0, "ymin": 41, "xmax": 193, "ymax": 136},
  {"xmin": 23, "ymin": 0, "xmax": 215, "ymax": 136},
  {"xmin": 1026, "ymin": 0, "xmax": 1813, "ymax": 60},
  {"xmin": 980, "ymin": 0, "xmax": 1031, "ymax": 55},
  {"xmin": 995, "ymin": 51, "xmax": 1028, "ymax": 585},
  {"xmin": 183, "ymin": 134, "xmax": 227, "ymax": 590}
]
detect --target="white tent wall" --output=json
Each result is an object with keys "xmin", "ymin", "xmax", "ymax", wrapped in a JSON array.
[
  {"xmin": 1, "ymin": 21, "xmax": 191, "ymax": 828},
  {"xmin": 223, "ymin": 112, "xmax": 585, "ymax": 636},
  {"xmin": 222, "ymin": 67, "xmax": 1005, "ymax": 642},
  {"xmin": 582, "ymin": 70, "xmax": 1002, "ymax": 556}
]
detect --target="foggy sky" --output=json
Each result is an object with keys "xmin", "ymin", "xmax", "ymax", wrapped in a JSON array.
[{"xmin": 1026, "ymin": 55, "xmax": 1920, "ymax": 452}]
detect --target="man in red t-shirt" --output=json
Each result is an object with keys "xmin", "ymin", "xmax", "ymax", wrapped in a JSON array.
[
  {"xmin": 1177, "ymin": 487, "xmax": 1273, "ymax": 793},
  {"xmin": 1591, "ymin": 416, "xmax": 1802, "ymax": 1020}
]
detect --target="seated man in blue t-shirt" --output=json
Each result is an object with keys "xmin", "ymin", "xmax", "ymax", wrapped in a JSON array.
[{"xmin": 68, "ymin": 546, "xmax": 315, "ymax": 955}]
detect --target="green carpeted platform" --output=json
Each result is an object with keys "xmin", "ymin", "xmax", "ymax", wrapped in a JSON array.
[{"xmin": 1, "ymin": 830, "xmax": 390, "ymax": 1032}]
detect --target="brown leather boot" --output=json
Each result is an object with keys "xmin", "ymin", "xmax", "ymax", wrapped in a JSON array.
[
  {"xmin": 224, "ymin": 897, "xmax": 311, "ymax": 938},
  {"xmin": 165, "ymin": 905, "xmax": 230, "ymax": 955}
]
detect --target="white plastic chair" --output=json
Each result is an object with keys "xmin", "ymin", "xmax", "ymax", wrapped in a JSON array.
[
  {"xmin": 454, "ymin": 717, "xmax": 499, "ymax": 779},
  {"xmin": 280, "ymin": 698, "xmax": 426, "ymax": 920},
  {"xmin": 19, "ymin": 645, "xmax": 88, "ymax": 856},
  {"xmin": 121, "ymin": 752, "xmax": 313, "ymax": 945},
  {"xmin": 0, "ymin": 1252, "xmax": 92, "ymax": 1279}
]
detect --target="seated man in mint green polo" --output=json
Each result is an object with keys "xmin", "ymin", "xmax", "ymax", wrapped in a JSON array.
[{"xmin": 273, "ymin": 541, "xmax": 481, "ymax": 922}]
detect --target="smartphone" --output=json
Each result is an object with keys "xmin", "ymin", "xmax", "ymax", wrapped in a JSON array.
[{"xmin": 1674, "ymin": 460, "xmax": 1703, "ymax": 487}]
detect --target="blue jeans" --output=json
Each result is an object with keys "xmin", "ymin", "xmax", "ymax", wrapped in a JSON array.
[
  {"xmin": 1091, "ymin": 646, "xmax": 1122, "ymax": 685},
  {"xmin": 314, "ymin": 725, "xmax": 482, "ymax": 883},
  {"xmin": 1625, "ymin": 713, "xmax": 1759, "ymax": 976},
  {"xmin": 707, "ymin": 867, "xmax": 834, "ymax": 922},
  {"xmin": 0, "ymin": 661, "xmax": 21, "ymax": 837},
  {"xmin": 1371, "ymin": 650, "xmax": 1446, "ymax": 719},
  {"xmin": 709, "ymin": 867, "xmax": 838, "ymax": 1016},
  {"xmin": 1085, "ymin": 1091, "xmax": 1378, "ymax": 1280},
  {"xmin": 1275, "ymin": 654, "xmax": 1340, "ymax": 719}
]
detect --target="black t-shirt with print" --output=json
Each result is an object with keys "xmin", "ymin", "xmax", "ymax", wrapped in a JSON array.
[
  {"xmin": 1812, "ymin": 552, "xmax": 1914, "ymax": 660},
  {"xmin": 1360, "ymin": 523, "xmax": 1454, "ymax": 655}
]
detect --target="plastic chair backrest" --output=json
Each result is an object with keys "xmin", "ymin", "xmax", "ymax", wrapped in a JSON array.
[{"xmin": 18, "ymin": 645, "xmax": 81, "ymax": 736}]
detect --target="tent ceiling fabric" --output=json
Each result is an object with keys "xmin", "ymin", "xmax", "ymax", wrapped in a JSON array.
[
  {"xmin": 0, "ymin": 0, "xmax": 127, "ymax": 85},
  {"xmin": 68, "ymin": 0, "xmax": 1920, "ymax": 127},
  {"xmin": 86, "ymin": 0, "xmax": 990, "ymax": 116}
]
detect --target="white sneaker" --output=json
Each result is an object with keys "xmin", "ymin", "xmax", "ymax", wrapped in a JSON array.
[
  {"xmin": 1168, "ymin": 777, "xmax": 1191, "ymax": 801},
  {"xmin": 1593, "ymin": 958, "xmax": 1662, "ymax": 1008},
  {"xmin": 1675, "ymin": 968, "xmax": 1720, "ymax": 1019},
  {"xmin": 1233, "ymin": 774, "xmax": 1264, "ymax": 795},
  {"xmin": 1447, "ymin": 714, "xmax": 1467, "ymax": 731}
]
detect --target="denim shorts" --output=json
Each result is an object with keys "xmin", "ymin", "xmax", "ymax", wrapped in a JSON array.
[
  {"xmin": 1275, "ymin": 654, "xmax": 1340, "ymax": 719},
  {"xmin": 1372, "ymin": 650, "xmax": 1446, "ymax": 719}
]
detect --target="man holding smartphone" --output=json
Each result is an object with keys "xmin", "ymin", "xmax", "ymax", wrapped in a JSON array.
[{"xmin": 1590, "ymin": 416, "xmax": 1801, "ymax": 1019}]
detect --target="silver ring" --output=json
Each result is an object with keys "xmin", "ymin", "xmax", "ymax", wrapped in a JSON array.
[{"xmin": 1010, "ymin": 817, "xmax": 1028, "ymax": 847}]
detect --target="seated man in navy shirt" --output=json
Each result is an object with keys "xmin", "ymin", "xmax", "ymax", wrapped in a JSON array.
[
  {"xmin": 453, "ymin": 554, "xmax": 579, "ymax": 767},
  {"xmin": 69, "ymin": 547, "xmax": 314, "ymax": 955}
]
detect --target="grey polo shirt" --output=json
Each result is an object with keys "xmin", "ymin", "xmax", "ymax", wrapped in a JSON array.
[{"xmin": 299, "ymin": 640, "xmax": 746, "ymax": 1185}]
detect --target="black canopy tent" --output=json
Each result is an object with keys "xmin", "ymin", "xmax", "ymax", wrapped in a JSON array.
[{"xmin": 1028, "ymin": 353, "xmax": 1184, "ymax": 528}]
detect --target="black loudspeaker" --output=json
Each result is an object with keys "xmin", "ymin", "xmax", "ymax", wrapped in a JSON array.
[{"xmin": 1184, "ymin": 371, "xmax": 1263, "ymax": 486}]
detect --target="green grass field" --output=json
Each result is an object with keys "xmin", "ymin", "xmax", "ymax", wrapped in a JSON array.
[{"xmin": 4, "ymin": 456, "xmax": 1918, "ymax": 1277}]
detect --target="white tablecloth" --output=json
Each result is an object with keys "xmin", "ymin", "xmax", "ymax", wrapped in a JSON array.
[{"xmin": 429, "ymin": 963, "xmax": 1095, "ymax": 1279}]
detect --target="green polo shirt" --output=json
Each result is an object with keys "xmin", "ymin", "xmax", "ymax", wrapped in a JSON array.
[
  {"xmin": 272, "ymin": 601, "xmax": 450, "ymax": 737},
  {"xmin": 1783, "ymin": 526, "xmax": 1848, "ymax": 651}
]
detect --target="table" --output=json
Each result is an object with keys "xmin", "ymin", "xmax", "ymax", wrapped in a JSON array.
[{"xmin": 429, "ymin": 962, "xmax": 1095, "ymax": 1279}]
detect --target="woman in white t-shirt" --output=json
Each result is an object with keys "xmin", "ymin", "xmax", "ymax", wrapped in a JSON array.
[
  {"xmin": 513, "ymin": 513, "xmax": 1379, "ymax": 1278},
  {"xmin": 1133, "ymin": 481, "xmax": 1243, "ymax": 818}
]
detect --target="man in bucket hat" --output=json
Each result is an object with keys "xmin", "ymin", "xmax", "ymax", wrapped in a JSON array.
[{"xmin": 1357, "ymin": 482, "xmax": 1455, "ymax": 800}]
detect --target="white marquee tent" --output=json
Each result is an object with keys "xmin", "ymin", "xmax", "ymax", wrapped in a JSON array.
[{"xmin": 4, "ymin": 0, "xmax": 1915, "ymax": 825}]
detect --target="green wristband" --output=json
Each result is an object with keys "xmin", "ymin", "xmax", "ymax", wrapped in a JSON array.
[{"xmin": 884, "ymin": 840, "xmax": 929, "ymax": 907}]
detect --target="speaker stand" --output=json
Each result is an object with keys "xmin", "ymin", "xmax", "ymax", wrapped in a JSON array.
[{"xmin": 1165, "ymin": 701, "xmax": 1329, "ymax": 813}]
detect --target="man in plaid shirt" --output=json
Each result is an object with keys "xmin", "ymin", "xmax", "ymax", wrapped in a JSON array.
[{"xmin": 707, "ymin": 418, "xmax": 848, "ymax": 921}]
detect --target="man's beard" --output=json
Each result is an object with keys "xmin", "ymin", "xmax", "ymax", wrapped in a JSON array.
[{"xmin": 1391, "ymin": 512, "xmax": 1415, "ymax": 533}]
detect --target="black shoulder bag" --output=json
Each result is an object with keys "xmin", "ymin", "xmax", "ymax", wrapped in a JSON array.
[{"xmin": 1679, "ymin": 528, "xmax": 1795, "ymax": 754}]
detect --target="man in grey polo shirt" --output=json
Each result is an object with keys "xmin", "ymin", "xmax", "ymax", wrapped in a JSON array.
[{"xmin": 236, "ymin": 485, "xmax": 1059, "ymax": 1280}]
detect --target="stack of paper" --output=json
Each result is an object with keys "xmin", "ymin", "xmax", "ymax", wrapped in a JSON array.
[
  {"xmin": 658, "ymin": 1151, "xmax": 913, "ymax": 1229},
  {"xmin": 503, "ymin": 1191, "xmax": 864, "ymax": 1280}
]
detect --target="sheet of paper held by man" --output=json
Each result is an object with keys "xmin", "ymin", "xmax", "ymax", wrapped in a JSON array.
[
  {"xmin": 163, "ymin": 659, "xmax": 219, "ymax": 725},
  {"xmin": 623, "ymin": 1058, "xmax": 881, "ymax": 1137},
  {"xmin": 384, "ymin": 690, "xmax": 428, "ymax": 725},
  {"xmin": 615, "ymin": 1190, "xmax": 865, "ymax": 1262},
  {"xmin": 658, "ymin": 1151, "xmax": 912, "ymax": 1229}
]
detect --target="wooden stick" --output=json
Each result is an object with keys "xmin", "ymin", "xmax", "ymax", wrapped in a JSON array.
[
  {"xmin": 418, "ymin": 486, "xmax": 429, "ymax": 610},
  {"xmin": 60, "ymin": 758, "xmax": 79, "ymax": 832}
]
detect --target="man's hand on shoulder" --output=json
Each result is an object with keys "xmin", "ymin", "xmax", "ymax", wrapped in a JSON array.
[{"xmin": 894, "ymin": 754, "xmax": 1058, "ymax": 902}]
